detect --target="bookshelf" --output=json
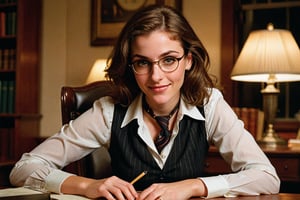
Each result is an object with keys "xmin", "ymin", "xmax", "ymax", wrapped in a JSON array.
[{"xmin": 0, "ymin": 0, "xmax": 41, "ymax": 186}]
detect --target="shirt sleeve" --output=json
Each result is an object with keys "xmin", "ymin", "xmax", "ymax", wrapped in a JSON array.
[
  {"xmin": 201, "ymin": 89, "xmax": 280, "ymax": 198},
  {"xmin": 9, "ymin": 97, "xmax": 115, "ymax": 194}
]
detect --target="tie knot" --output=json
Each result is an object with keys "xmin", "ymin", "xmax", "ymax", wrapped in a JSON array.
[
  {"xmin": 154, "ymin": 116, "xmax": 170, "ymax": 130},
  {"xmin": 142, "ymin": 95, "xmax": 180, "ymax": 122},
  {"xmin": 142, "ymin": 95, "xmax": 180, "ymax": 153}
]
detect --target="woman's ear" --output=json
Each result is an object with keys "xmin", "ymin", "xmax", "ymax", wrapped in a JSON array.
[{"xmin": 185, "ymin": 53, "xmax": 193, "ymax": 71}]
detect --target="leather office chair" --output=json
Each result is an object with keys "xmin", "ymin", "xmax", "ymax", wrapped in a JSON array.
[{"xmin": 61, "ymin": 80, "xmax": 114, "ymax": 179}]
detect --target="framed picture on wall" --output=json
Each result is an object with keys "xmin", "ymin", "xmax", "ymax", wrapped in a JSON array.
[{"xmin": 91, "ymin": 0, "xmax": 182, "ymax": 46}]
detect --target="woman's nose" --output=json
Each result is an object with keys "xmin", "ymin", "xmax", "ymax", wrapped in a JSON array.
[{"xmin": 150, "ymin": 63, "xmax": 164, "ymax": 80}]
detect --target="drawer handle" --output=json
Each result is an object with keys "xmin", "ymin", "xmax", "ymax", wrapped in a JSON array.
[{"xmin": 284, "ymin": 165, "xmax": 288, "ymax": 170}]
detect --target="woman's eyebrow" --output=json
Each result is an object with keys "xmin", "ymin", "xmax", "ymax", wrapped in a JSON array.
[
  {"xmin": 132, "ymin": 50, "xmax": 181, "ymax": 60},
  {"xmin": 131, "ymin": 54, "xmax": 148, "ymax": 59}
]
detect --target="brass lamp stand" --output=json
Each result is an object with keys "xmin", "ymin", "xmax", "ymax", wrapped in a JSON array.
[
  {"xmin": 231, "ymin": 24, "xmax": 300, "ymax": 146},
  {"xmin": 258, "ymin": 75, "xmax": 286, "ymax": 147}
]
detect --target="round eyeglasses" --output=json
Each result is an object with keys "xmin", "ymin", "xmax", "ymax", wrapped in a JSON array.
[{"xmin": 130, "ymin": 55, "xmax": 185, "ymax": 75}]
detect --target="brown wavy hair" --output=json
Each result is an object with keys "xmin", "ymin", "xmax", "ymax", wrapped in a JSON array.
[{"xmin": 106, "ymin": 4, "xmax": 215, "ymax": 106}]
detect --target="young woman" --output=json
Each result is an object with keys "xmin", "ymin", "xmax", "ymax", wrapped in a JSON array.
[{"xmin": 10, "ymin": 5, "xmax": 280, "ymax": 200}]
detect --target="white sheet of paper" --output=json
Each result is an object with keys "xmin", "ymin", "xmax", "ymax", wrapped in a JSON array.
[{"xmin": 0, "ymin": 187, "xmax": 90, "ymax": 200}]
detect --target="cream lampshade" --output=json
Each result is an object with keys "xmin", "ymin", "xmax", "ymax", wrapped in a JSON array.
[
  {"xmin": 231, "ymin": 23, "xmax": 300, "ymax": 147},
  {"xmin": 86, "ymin": 59, "xmax": 107, "ymax": 84}
]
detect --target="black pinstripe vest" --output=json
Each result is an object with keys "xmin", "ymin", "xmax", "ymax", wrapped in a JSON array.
[{"xmin": 109, "ymin": 104, "xmax": 209, "ymax": 190}]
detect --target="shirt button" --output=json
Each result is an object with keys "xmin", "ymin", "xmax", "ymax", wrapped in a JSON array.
[{"xmin": 159, "ymin": 175, "xmax": 165, "ymax": 180}]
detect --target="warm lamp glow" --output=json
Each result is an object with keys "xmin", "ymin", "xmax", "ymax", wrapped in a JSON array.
[
  {"xmin": 86, "ymin": 59, "xmax": 107, "ymax": 84},
  {"xmin": 231, "ymin": 24, "xmax": 300, "ymax": 82},
  {"xmin": 231, "ymin": 24, "xmax": 300, "ymax": 147}
]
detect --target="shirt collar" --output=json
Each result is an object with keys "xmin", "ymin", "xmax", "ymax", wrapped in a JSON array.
[
  {"xmin": 121, "ymin": 93, "xmax": 205, "ymax": 128},
  {"xmin": 121, "ymin": 94, "xmax": 143, "ymax": 128}
]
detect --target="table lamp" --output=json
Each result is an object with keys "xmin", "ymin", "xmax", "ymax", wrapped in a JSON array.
[
  {"xmin": 231, "ymin": 23, "xmax": 300, "ymax": 147},
  {"xmin": 86, "ymin": 59, "xmax": 107, "ymax": 83}
]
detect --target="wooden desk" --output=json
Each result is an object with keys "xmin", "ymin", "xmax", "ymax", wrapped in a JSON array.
[
  {"xmin": 1, "ymin": 145, "xmax": 300, "ymax": 193},
  {"xmin": 194, "ymin": 193, "xmax": 300, "ymax": 200},
  {"xmin": 1, "ymin": 187, "xmax": 299, "ymax": 200},
  {"xmin": 204, "ymin": 145, "xmax": 300, "ymax": 193}
]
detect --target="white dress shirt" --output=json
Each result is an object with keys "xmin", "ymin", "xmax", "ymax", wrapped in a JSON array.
[{"xmin": 10, "ymin": 88, "xmax": 280, "ymax": 198}]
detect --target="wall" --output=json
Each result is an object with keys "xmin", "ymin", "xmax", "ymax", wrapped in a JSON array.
[
  {"xmin": 40, "ymin": 0, "xmax": 67, "ymax": 136},
  {"xmin": 40, "ymin": 0, "xmax": 221, "ymax": 137}
]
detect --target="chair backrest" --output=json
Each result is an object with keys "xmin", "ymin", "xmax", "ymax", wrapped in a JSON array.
[{"xmin": 61, "ymin": 80, "xmax": 114, "ymax": 179}]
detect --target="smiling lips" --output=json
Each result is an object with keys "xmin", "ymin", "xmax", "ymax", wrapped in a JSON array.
[{"xmin": 149, "ymin": 84, "xmax": 170, "ymax": 92}]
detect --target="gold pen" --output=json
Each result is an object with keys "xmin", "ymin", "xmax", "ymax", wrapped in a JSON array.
[{"xmin": 130, "ymin": 171, "xmax": 147, "ymax": 185}]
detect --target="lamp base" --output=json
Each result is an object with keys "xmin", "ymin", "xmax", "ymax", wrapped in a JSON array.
[{"xmin": 258, "ymin": 124, "xmax": 287, "ymax": 147}]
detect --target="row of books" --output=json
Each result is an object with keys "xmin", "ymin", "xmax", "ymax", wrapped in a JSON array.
[
  {"xmin": 0, "ymin": 48, "xmax": 16, "ymax": 70},
  {"xmin": 0, "ymin": 11, "xmax": 17, "ymax": 37},
  {"xmin": 0, "ymin": 80, "xmax": 15, "ymax": 113},
  {"xmin": 232, "ymin": 107, "xmax": 264, "ymax": 141}
]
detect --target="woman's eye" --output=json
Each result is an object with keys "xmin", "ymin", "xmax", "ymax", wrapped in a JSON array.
[
  {"xmin": 162, "ymin": 57, "xmax": 176, "ymax": 65},
  {"xmin": 136, "ymin": 60, "xmax": 150, "ymax": 67}
]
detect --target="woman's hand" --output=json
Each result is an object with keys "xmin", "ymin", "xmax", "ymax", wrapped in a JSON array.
[
  {"xmin": 61, "ymin": 175, "xmax": 138, "ymax": 200},
  {"xmin": 137, "ymin": 179, "xmax": 207, "ymax": 200}
]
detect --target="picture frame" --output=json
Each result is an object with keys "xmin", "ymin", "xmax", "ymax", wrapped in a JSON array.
[{"xmin": 91, "ymin": 0, "xmax": 182, "ymax": 46}]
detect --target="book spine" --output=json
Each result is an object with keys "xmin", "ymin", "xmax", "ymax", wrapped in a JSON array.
[
  {"xmin": 0, "ymin": 80, "xmax": 15, "ymax": 113},
  {"xmin": 248, "ymin": 108, "xmax": 258, "ymax": 139},
  {"xmin": 7, "ymin": 80, "xmax": 15, "ymax": 113},
  {"xmin": 11, "ymin": 11, "xmax": 16, "ymax": 36},
  {"xmin": 2, "ymin": 48, "xmax": 9, "ymax": 69},
  {"xmin": 10, "ymin": 48, "xmax": 16, "ymax": 69},
  {"xmin": 256, "ymin": 111, "xmax": 264, "ymax": 140},
  {"xmin": 1, "ymin": 80, "xmax": 8, "ymax": 113},
  {"xmin": 0, "ymin": 12, "xmax": 5, "ymax": 37}
]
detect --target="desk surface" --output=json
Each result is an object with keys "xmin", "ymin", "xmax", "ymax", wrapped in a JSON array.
[
  {"xmin": 0, "ymin": 188, "xmax": 299, "ymax": 200},
  {"xmin": 208, "ymin": 145, "xmax": 300, "ymax": 154},
  {"xmin": 197, "ymin": 193, "xmax": 300, "ymax": 200}
]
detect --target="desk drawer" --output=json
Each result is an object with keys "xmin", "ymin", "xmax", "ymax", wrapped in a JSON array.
[
  {"xmin": 0, "ymin": 162, "xmax": 15, "ymax": 188},
  {"xmin": 270, "ymin": 157, "xmax": 300, "ymax": 181}
]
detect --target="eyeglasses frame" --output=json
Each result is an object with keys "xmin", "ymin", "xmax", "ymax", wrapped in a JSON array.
[{"xmin": 130, "ymin": 54, "xmax": 185, "ymax": 75}]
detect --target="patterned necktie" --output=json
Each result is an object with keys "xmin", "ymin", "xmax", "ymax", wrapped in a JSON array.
[
  {"xmin": 143, "ymin": 96, "xmax": 179, "ymax": 153},
  {"xmin": 154, "ymin": 115, "xmax": 172, "ymax": 153}
]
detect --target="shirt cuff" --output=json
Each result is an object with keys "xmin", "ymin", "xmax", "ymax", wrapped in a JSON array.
[
  {"xmin": 200, "ymin": 175, "xmax": 230, "ymax": 198},
  {"xmin": 44, "ymin": 169, "xmax": 75, "ymax": 194}
]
